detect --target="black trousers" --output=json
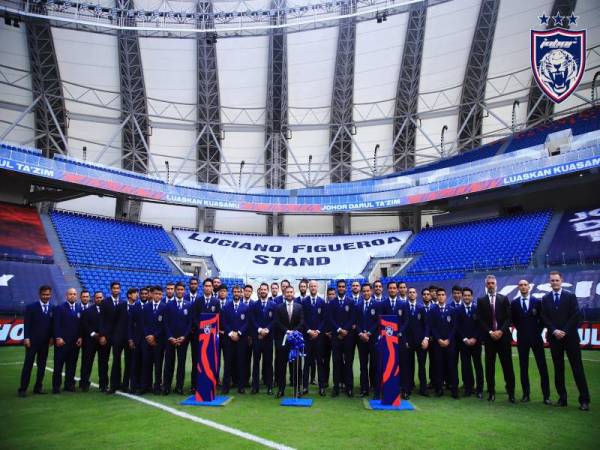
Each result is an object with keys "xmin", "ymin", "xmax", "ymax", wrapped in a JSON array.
[
  {"xmin": 322, "ymin": 335, "xmax": 332, "ymax": 385},
  {"xmin": 252, "ymin": 336, "xmax": 274, "ymax": 390},
  {"xmin": 142, "ymin": 340, "xmax": 165, "ymax": 392},
  {"xmin": 110, "ymin": 339, "xmax": 126, "ymax": 390},
  {"xmin": 517, "ymin": 341, "xmax": 550, "ymax": 398},
  {"xmin": 303, "ymin": 334, "xmax": 324, "ymax": 389},
  {"xmin": 190, "ymin": 331, "xmax": 199, "ymax": 390},
  {"xmin": 19, "ymin": 344, "xmax": 49, "ymax": 392},
  {"xmin": 426, "ymin": 344, "xmax": 435, "ymax": 385},
  {"xmin": 549, "ymin": 335, "xmax": 590, "ymax": 404},
  {"xmin": 163, "ymin": 341, "xmax": 189, "ymax": 391},
  {"xmin": 433, "ymin": 344, "xmax": 457, "ymax": 395},
  {"xmin": 122, "ymin": 345, "xmax": 133, "ymax": 390},
  {"xmin": 484, "ymin": 338, "xmax": 515, "ymax": 395},
  {"xmin": 80, "ymin": 339, "xmax": 109, "ymax": 389},
  {"xmin": 357, "ymin": 338, "xmax": 378, "ymax": 394},
  {"xmin": 406, "ymin": 344, "xmax": 428, "ymax": 394},
  {"xmin": 128, "ymin": 343, "xmax": 143, "ymax": 391},
  {"xmin": 223, "ymin": 336, "xmax": 247, "ymax": 390},
  {"xmin": 460, "ymin": 342, "xmax": 483, "ymax": 394},
  {"xmin": 52, "ymin": 342, "xmax": 79, "ymax": 390},
  {"xmin": 455, "ymin": 340, "xmax": 465, "ymax": 385},
  {"xmin": 332, "ymin": 334, "xmax": 354, "ymax": 391},
  {"xmin": 275, "ymin": 344, "xmax": 301, "ymax": 395}
]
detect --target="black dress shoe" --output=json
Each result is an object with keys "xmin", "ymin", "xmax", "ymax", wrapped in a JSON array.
[
  {"xmin": 276, "ymin": 390, "xmax": 284, "ymax": 398},
  {"xmin": 52, "ymin": 388, "xmax": 60, "ymax": 394},
  {"xmin": 360, "ymin": 391, "xmax": 368, "ymax": 398},
  {"xmin": 521, "ymin": 395, "xmax": 530, "ymax": 403},
  {"xmin": 221, "ymin": 388, "xmax": 230, "ymax": 395},
  {"xmin": 319, "ymin": 388, "xmax": 326, "ymax": 396},
  {"xmin": 153, "ymin": 388, "xmax": 162, "ymax": 395},
  {"xmin": 555, "ymin": 399, "xmax": 567, "ymax": 407},
  {"xmin": 579, "ymin": 402, "xmax": 590, "ymax": 411},
  {"xmin": 508, "ymin": 395, "xmax": 516, "ymax": 404},
  {"xmin": 80, "ymin": 386, "xmax": 89, "ymax": 393},
  {"xmin": 33, "ymin": 389, "xmax": 47, "ymax": 395},
  {"xmin": 251, "ymin": 388, "xmax": 258, "ymax": 394},
  {"xmin": 451, "ymin": 392, "xmax": 459, "ymax": 399},
  {"xmin": 190, "ymin": 388, "xmax": 196, "ymax": 395},
  {"xmin": 543, "ymin": 398, "xmax": 552, "ymax": 405},
  {"xmin": 435, "ymin": 390, "xmax": 443, "ymax": 397},
  {"xmin": 174, "ymin": 388, "xmax": 184, "ymax": 395},
  {"xmin": 121, "ymin": 387, "xmax": 129, "ymax": 393},
  {"xmin": 238, "ymin": 388, "xmax": 245, "ymax": 394},
  {"xmin": 99, "ymin": 387, "xmax": 107, "ymax": 393},
  {"xmin": 331, "ymin": 387, "xmax": 339, "ymax": 397},
  {"xmin": 17, "ymin": 390, "xmax": 26, "ymax": 398},
  {"xmin": 464, "ymin": 390, "xmax": 472, "ymax": 397},
  {"xmin": 107, "ymin": 388, "xmax": 116, "ymax": 395},
  {"xmin": 401, "ymin": 392, "xmax": 410, "ymax": 400},
  {"xmin": 267, "ymin": 388, "xmax": 273, "ymax": 395},
  {"xmin": 476, "ymin": 392, "xmax": 483, "ymax": 399},
  {"xmin": 488, "ymin": 393, "xmax": 495, "ymax": 402},
  {"xmin": 64, "ymin": 386, "xmax": 76, "ymax": 392},
  {"xmin": 419, "ymin": 390, "xmax": 429, "ymax": 397},
  {"xmin": 346, "ymin": 390, "xmax": 353, "ymax": 398}
]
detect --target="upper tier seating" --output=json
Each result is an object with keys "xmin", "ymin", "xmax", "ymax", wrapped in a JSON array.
[{"xmin": 0, "ymin": 202, "xmax": 53, "ymax": 263}]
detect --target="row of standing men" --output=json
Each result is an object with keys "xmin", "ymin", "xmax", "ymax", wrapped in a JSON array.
[{"xmin": 17, "ymin": 272, "xmax": 590, "ymax": 410}]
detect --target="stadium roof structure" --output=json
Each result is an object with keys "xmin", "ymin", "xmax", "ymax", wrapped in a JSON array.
[{"xmin": 0, "ymin": 0, "xmax": 598, "ymax": 225}]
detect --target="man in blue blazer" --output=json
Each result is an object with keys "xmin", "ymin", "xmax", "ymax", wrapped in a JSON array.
[
  {"xmin": 541, "ymin": 271, "xmax": 590, "ymax": 410},
  {"xmin": 221, "ymin": 286, "xmax": 250, "ymax": 394},
  {"xmin": 356, "ymin": 283, "xmax": 380, "ymax": 398},
  {"xmin": 301, "ymin": 280, "xmax": 327, "ymax": 396},
  {"xmin": 457, "ymin": 287, "xmax": 484, "ymax": 399},
  {"xmin": 80, "ymin": 291, "xmax": 109, "ymax": 392},
  {"xmin": 511, "ymin": 280, "xmax": 550, "ymax": 404},
  {"xmin": 250, "ymin": 283, "xmax": 276, "ymax": 395},
  {"xmin": 405, "ymin": 287, "xmax": 429, "ymax": 398},
  {"xmin": 329, "ymin": 279, "xmax": 356, "ymax": 397},
  {"xmin": 18, "ymin": 285, "xmax": 54, "ymax": 397},
  {"xmin": 127, "ymin": 291, "xmax": 145, "ymax": 394},
  {"xmin": 52, "ymin": 288, "xmax": 82, "ymax": 393},
  {"xmin": 101, "ymin": 281, "xmax": 128, "ymax": 394},
  {"xmin": 429, "ymin": 288, "xmax": 458, "ymax": 398},
  {"xmin": 121, "ymin": 288, "xmax": 139, "ymax": 393},
  {"xmin": 142, "ymin": 286, "xmax": 167, "ymax": 395},
  {"xmin": 381, "ymin": 281, "xmax": 409, "ymax": 396},
  {"xmin": 163, "ymin": 282, "xmax": 192, "ymax": 395}
]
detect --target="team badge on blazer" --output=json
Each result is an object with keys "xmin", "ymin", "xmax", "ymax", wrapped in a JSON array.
[
  {"xmin": 398, "ymin": 309, "xmax": 403, "ymax": 316},
  {"xmin": 77, "ymin": 312, "xmax": 81, "ymax": 318},
  {"xmin": 345, "ymin": 305, "xmax": 349, "ymax": 312},
  {"xmin": 240, "ymin": 314, "xmax": 245, "ymax": 320},
  {"xmin": 371, "ymin": 308, "xmax": 376, "ymax": 316},
  {"xmin": 317, "ymin": 307, "xmax": 321, "ymax": 314},
  {"xmin": 268, "ymin": 311, "xmax": 273, "ymax": 317},
  {"xmin": 417, "ymin": 313, "xmax": 421, "ymax": 320},
  {"xmin": 183, "ymin": 309, "xmax": 188, "ymax": 315},
  {"xmin": 211, "ymin": 305, "xmax": 216, "ymax": 312},
  {"xmin": 158, "ymin": 315, "xmax": 163, "ymax": 322},
  {"xmin": 447, "ymin": 315, "xmax": 452, "ymax": 323}
]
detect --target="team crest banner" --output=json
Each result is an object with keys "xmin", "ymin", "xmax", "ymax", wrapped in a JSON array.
[
  {"xmin": 377, "ymin": 315, "xmax": 401, "ymax": 406},
  {"xmin": 195, "ymin": 313, "xmax": 220, "ymax": 402},
  {"xmin": 531, "ymin": 28, "xmax": 586, "ymax": 103}
]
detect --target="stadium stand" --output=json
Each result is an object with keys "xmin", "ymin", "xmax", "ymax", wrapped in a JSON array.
[
  {"xmin": 401, "ymin": 211, "xmax": 552, "ymax": 277},
  {"xmin": 0, "ymin": 202, "xmax": 53, "ymax": 263},
  {"xmin": 546, "ymin": 206, "xmax": 600, "ymax": 266}
]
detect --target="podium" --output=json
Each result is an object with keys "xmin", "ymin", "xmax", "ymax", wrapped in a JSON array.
[
  {"xmin": 368, "ymin": 315, "xmax": 414, "ymax": 411},
  {"xmin": 181, "ymin": 313, "xmax": 230, "ymax": 407}
]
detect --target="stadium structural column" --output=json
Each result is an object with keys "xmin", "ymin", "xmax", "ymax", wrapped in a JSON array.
[
  {"xmin": 265, "ymin": 0, "xmax": 289, "ymax": 236},
  {"xmin": 526, "ymin": 0, "xmax": 577, "ymax": 126},
  {"xmin": 196, "ymin": 1, "xmax": 222, "ymax": 232},
  {"xmin": 116, "ymin": 0, "xmax": 149, "ymax": 222},
  {"xmin": 393, "ymin": 0, "xmax": 427, "ymax": 173},
  {"xmin": 330, "ymin": 0, "xmax": 357, "ymax": 235},
  {"xmin": 24, "ymin": 2, "xmax": 68, "ymax": 157},
  {"xmin": 456, "ymin": 0, "xmax": 500, "ymax": 151}
]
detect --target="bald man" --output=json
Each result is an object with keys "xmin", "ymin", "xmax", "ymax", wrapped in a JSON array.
[{"xmin": 52, "ymin": 288, "xmax": 83, "ymax": 393}]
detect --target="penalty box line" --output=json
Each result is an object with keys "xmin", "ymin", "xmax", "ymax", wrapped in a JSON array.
[{"xmin": 42, "ymin": 365, "xmax": 295, "ymax": 450}]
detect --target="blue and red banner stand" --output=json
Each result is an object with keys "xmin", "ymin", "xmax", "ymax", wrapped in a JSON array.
[
  {"xmin": 367, "ymin": 315, "xmax": 414, "ymax": 411},
  {"xmin": 181, "ymin": 313, "xmax": 230, "ymax": 407}
]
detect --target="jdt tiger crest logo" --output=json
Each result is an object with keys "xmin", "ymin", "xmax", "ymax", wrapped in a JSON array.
[{"xmin": 531, "ymin": 13, "xmax": 586, "ymax": 103}]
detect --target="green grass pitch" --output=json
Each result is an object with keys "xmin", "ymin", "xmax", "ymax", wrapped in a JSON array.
[{"xmin": 1, "ymin": 346, "xmax": 599, "ymax": 449}]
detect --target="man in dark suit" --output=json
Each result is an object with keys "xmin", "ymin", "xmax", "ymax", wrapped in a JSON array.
[
  {"xmin": 405, "ymin": 287, "xmax": 429, "ymax": 398},
  {"xmin": 511, "ymin": 279, "xmax": 551, "ymax": 404},
  {"xmin": 329, "ymin": 280, "xmax": 356, "ymax": 397},
  {"xmin": 250, "ymin": 283, "xmax": 275, "ymax": 395},
  {"xmin": 273, "ymin": 285, "xmax": 304, "ymax": 398},
  {"xmin": 381, "ymin": 281, "xmax": 409, "ymax": 397},
  {"xmin": 142, "ymin": 286, "xmax": 167, "ymax": 395},
  {"xmin": 322, "ymin": 287, "xmax": 337, "ymax": 388},
  {"xmin": 52, "ymin": 288, "xmax": 82, "ymax": 393},
  {"xmin": 163, "ymin": 282, "xmax": 192, "ymax": 395},
  {"xmin": 221, "ymin": 286, "xmax": 250, "ymax": 394},
  {"xmin": 101, "ymin": 281, "xmax": 127, "ymax": 394},
  {"xmin": 78, "ymin": 289, "xmax": 91, "ymax": 387},
  {"xmin": 18, "ymin": 285, "xmax": 54, "ymax": 397},
  {"xmin": 477, "ymin": 274, "xmax": 515, "ymax": 403},
  {"xmin": 456, "ymin": 287, "xmax": 483, "ymax": 399},
  {"xmin": 185, "ymin": 277, "xmax": 200, "ymax": 393},
  {"xmin": 216, "ymin": 285, "xmax": 228, "ymax": 384},
  {"xmin": 80, "ymin": 291, "xmax": 109, "ymax": 392},
  {"xmin": 301, "ymin": 280, "xmax": 327, "ymax": 396},
  {"xmin": 429, "ymin": 288, "xmax": 458, "ymax": 398},
  {"xmin": 356, "ymin": 283, "xmax": 380, "ymax": 399},
  {"xmin": 127, "ymin": 291, "xmax": 145, "ymax": 394},
  {"xmin": 541, "ymin": 271, "xmax": 590, "ymax": 410}
]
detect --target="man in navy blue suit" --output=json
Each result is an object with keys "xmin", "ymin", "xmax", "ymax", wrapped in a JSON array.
[
  {"xmin": 541, "ymin": 271, "xmax": 590, "ymax": 410},
  {"xmin": 52, "ymin": 288, "xmax": 82, "ymax": 393},
  {"xmin": 121, "ymin": 288, "xmax": 138, "ymax": 393},
  {"xmin": 356, "ymin": 283, "xmax": 380, "ymax": 398},
  {"xmin": 429, "ymin": 288, "xmax": 458, "ymax": 398},
  {"xmin": 330, "ymin": 279, "xmax": 356, "ymax": 397},
  {"xmin": 216, "ymin": 285, "xmax": 229, "ymax": 384},
  {"xmin": 421, "ymin": 288, "xmax": 435, "ymax": 389},
  {"xmin": 77, "ymin": 289, "xmax": 91, "ymax": 388},
  {"xmin": 163, "ymin": 282, "xmax": 192, "ymax": 395},
  {"xmin": 511, "ymin": 279, "xmax": 550, "ymax": 404},
  {"xmin": 322, "ymin": 287, "xmax": 336, "ymax": 388},
  {"xmin": 80, "ymin": 291, "xmax": 109, "ymax": 392},
  {"xmin": 221, "ymin": 286, "xmax": 250, "ymax": 394},
  {"xmin": 101, "ymin": 281, "xmax": 127, "ymax": 394},
  {"xmin": 457, "ymin": 287, "xmax": 483, "ymax": 399},
  {"xmin": 381, "ymin": 281, "xmax": 409, "ymax": 396},
  {"xmin": 127, "ymin": 290, "xmax": 145, "ymax": 394},
  {"xmin": 190, "ymin": 278, "xmax": 219, "ymax": 394},
  {"xmin": 405, "ymin": 287, "xmax": 429, "ymax": 398},
  {"xmin": 18, "ymin": 285, "xmax": 54, "ymax": 397},
  {"xmin": 250, "ymin": 283, "xmax": 275, "ymax": 395},
  {"xmin": 142, "ymin": 286, "xmax": 167, "ymax": 395},
  {"xmin": 301, "ymin": 280, "xmax": 327, "ymax": 396}
]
